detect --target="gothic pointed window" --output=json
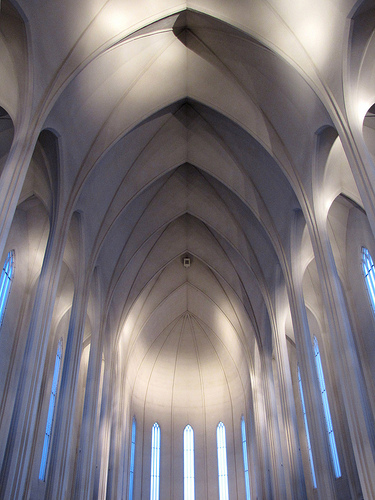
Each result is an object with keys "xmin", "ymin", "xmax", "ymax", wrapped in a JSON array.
[
  {"xmin": 241, "ymin": 416, "xmax": 251, "ymax": 500},
  {"xmin": 183, "ymin": 425, "xmax": 195, "ymax": 500},
  {"xmin": 362, "ymin": 247, "xmax": 375, "ymax": 314},
  {"xmin": 39, "ymin": 338, "xmax": 63, "ymax": 481},
  {"xmin": 297, "ymin": 365, "xmax": 317, "ymax": 488},
  {"xmin": 217, "ymin": 422, "xmax": 229, "ymax": 500},
  {"xmin": 0, "ymin": 250, "xmax": 14, "ymax": 327},
  {"xmin": 129, "ymin": 417, "xmax": 136, "ymax": 500},
  {"xmin": 313, "ymin": 337, "xmax": 341, "ymax": 478},
  {"xmin": 150, "ymin": 422, "xmax": 160, "ymax": 500}
]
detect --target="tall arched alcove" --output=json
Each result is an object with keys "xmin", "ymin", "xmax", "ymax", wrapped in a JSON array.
[
  {"xmin": 115, "ymin": 253, "xmax": 258, "ymax": 500},
  {"xmin": 305, "ymin": 194, "xmax": 369, "ymax": 498},
  {"xmin": 331, "ymin": 193, "xmax": 375, "ymax": 418},
  {"xmin": 0, "ymin": 194, "xmax": 50, "ymax": 468}
]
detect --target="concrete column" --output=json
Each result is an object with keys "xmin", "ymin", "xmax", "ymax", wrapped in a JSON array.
[
  {"xmin": 261, "ymin": 350, "xmax": 288, "ymax": 500},
  {"xmin": 0, "ymin": 215, "xmax": 69, "ymax": 499},
  {"xmin": 308, "ymin": 213, "xmax": 375, "ymax": 499},
  {"xmin": 288, "ymin": 211, "xmax": 337, "ymax": 499},
  {"xmin": 272, "ymin": 314, "xmax": 308, "ymax": 500},
  {"xmin": 73, "ymin": 302, "xmax": 105, "ymax": 500},
  {"xmin": 93, "ymin": 344, "xmax": 115, "ymax": 500},
  {"xmin": 43, "ymin": 276, "xmax": 90, "ymax": 499},
  {"xmin": 252, "ymin": 349, "xmax": 270, "ymax": 500},
  {"xmin": 106, "ymin": 356, "xmax": 124, "ymax": 500}
]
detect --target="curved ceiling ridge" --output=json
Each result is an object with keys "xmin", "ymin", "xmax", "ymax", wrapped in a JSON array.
[
  {"xmin": 106, "ymin": 8, "xmax": 271, "ymax": 59},
  {"xmin": 121, "ymin": 271, "xmax": 257, "ymax": 364},
  {"xmin": 107, "ymin": 211, "xmax": 269, "ymax": 332}
]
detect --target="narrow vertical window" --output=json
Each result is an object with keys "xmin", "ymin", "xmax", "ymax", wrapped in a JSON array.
[
  {"xmin": 298, "ymin": 366, "xmax": 317, "ymax": 488},
  {"xmin": 362, "ymin": 247, "xmax": 375, "ymax": 314},
  {"xmin": 313, "ymin": 337, "xmax": 341, "ymax": 478},
  {"xmin": 241, "ymin": 416, "xmax": 251, "ymax": 500},
  {"xmin": 184, "ymin": 425, "xmax": 195, "ymax": 500},
  {"xmin": 0, "ymin": 250, "xmax": 14, "ymax": 327},
  {"xmin": 150, "ymin": 422, "xmax": 160, "ymax": 500},
  {"xmin": 129, "ymin": 417, "xmax": 136, "ymax": 500},
  {"xmin": 217, "ymin": 421, "xmax": 229, "ymax": 500},
  {"xmin": 39, "ymin": 338, "xmax": 63, "ymax": 481}
]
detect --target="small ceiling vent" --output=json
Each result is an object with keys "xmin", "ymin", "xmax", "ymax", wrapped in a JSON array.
[{"xmin": 183, "ymin": 257, "xmax": 191, "ymax": 268}]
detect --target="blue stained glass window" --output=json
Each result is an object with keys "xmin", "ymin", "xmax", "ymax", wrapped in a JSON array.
[
  {"xmin": 313, "ymin": 337, "xmax": 341, "ymax": 478},
  {"xmin": 150, "ymin": 422, "xmax": 160, "ymax": 500},
  {"xmin": 129, "ymin": 417, "xmax": 136, "ymax": 500},
  {"xmin": 241, "ymin": 416, "xmax": 251, "ymax": 500},
  {"xmin": 362, "ymin": 247, "xmax": 375, "ymax": 314},
  {"xmin": 0, "ymin": 250, "xmax": 14, "ymax": 327},
  {"xmin": 184, "ymin": 425, "xmax": 195, "ymax": 500},
  {"xmin": 217, "ymin": 422, "xmax": 229, "ymax": 500},
  {"xmin": 298, "ymin": 366, "xmax": 317, "ymax": 488},
  {"xmin": 39, "ymin": 339, "xmax": 63, "ymax": 481}
]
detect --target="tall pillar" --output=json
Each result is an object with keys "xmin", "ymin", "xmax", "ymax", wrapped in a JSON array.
[
  {"xmin": 73, "ymin": 294, "xmax": 105, "ymax": 500},
  {"xmin": 106, "ymin": 355, "xmax": 124, "ymax": 500},
  {"xmin": 272, "ymin": 305, "xmax": 308, "ymax": 500},
  {"xmin": 308, "ymin": 212, "xmax": 375, "ymax": 499},
  {"xmin": 43, "ymin": 276, "xmax": 90, "ymax": 500},
  {"xmin": 252, "ymin": 349, "xmax": 270, "ymax": 500},
  {"xmin": 93, "ymin": 343, "xmax": 115, "ymax": 500},
  {"xmin": 0, "ymin": 214, "xmax": 69, "ymax": 499},
  {"xmin": 261, "ymin": 350, "xmax": 288, "ymax": 500},
  {"xmin": 288, "ymin": 211, "xmax": 337, "ymax": 499}
]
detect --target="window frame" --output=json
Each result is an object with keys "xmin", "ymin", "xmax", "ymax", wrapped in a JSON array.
[
  {"xmin": 313, "ymin": 336, "xmax": 341, "ymax": 478},
  {"xmin": 216, "ymin": 421, "xmax": 230, "ymax": 500},
  {"xmin": 183, "ymin": 424, "xmax": 195, "ymax": 500},
  {"xmin": 39, "ymin": 338, "xmax": 63, "ymax": 481},
  {"xmin": 0, "ymin": 249, "xmax": 14, "ymax": 328},
  {"xmin": 361, "ymin": 246, "xmax": 375, "ymax": 315},
  {"xmin": 150, "ymin": 422, "xmax": 160, "ymax": 500},
  {"xmin": 129, "ymin": 416, "xmax": 136, "ymax": 500},
  {"xmin": 297, "ymin": 365, "xmax": 317, "ymax": 489},
  {"xmin": 241, "ymin": 416, "xmax": 251, "ymax": 500}
]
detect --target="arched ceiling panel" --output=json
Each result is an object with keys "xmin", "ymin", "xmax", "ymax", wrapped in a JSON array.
[
  {"xmin": 125, "ymin": 270, "xmax": 252, "ymax": 416},
  {"xmin": 45, "ymin": 8, "xmax": 333, "ymax": 211}
]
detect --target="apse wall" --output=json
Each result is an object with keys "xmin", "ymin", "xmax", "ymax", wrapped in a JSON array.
[{"xmin": 117, "ymin": 258, "xmax": 255, "ymax": 500}]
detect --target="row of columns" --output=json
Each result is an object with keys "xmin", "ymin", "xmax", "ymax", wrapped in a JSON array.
[
  {"xmin": 0, "ymin": 104, "xmax": 375, "ymax": 500},
  {"xmin": 0, "ymin": 128, "xmax": 116, "ymax": 499}
]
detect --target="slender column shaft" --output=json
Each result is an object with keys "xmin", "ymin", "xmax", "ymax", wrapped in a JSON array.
[
  {"xmin": 272, "ymin": 317, "xmax": 308, "ymax": 500},
  {"xmin": 309, "ymin": 214, "xmax": 375, "ymax": 499},
  {"xmin": 93, "ymin": 347, "xmax": 114, "ymax": 500},
  {"xmin": 73, "ymin": 313, "xmax": 105, "ymax": 499},
  {"xmin": 261, "ymin": 351, "xmax": 288, "ymax": 500},
  {"xmin": 288, "ymin": 212, "xmax": 337, "ymax": 499},
  {"xmin": 44, "ymin": 278, "xmax": 90, "ymax": 500},
  {"xmin": 0, "ymin": 215, "xmax": 68, "ymax": 499}
]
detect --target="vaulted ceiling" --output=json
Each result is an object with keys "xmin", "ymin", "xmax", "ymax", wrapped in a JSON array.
[{"xmin": 2, "ymin": 0, "xmax": 372, "ymax": 411}]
